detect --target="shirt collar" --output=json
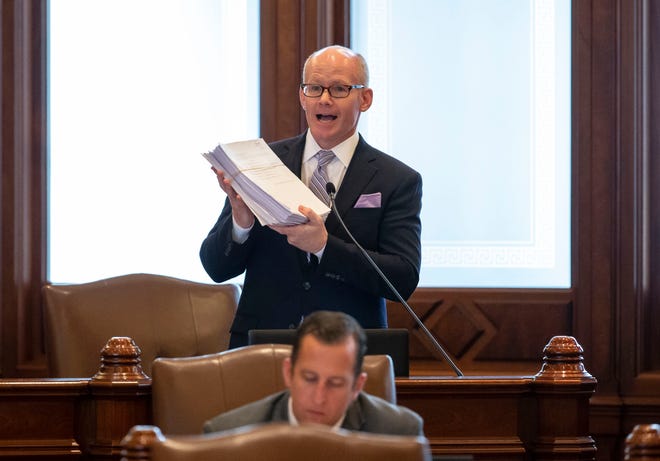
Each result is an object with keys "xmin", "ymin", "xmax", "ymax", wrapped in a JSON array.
[
  {"xmin": 287, "ymin": 396, "xmax": 346, "ymax": 430},
  {"xmin": 303, "ymin": 130, "xmax": 359, "ymax": 169}
]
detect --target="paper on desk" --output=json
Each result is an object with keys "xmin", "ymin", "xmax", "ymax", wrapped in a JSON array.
[{"xmin": 202, "ymin": 138, "xmax": 330, "ymax": 226}]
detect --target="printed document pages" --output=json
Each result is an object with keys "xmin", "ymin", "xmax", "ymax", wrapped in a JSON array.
[{"xmin": 202, "ymin": 138, "xmax": 331, "ymax": 226}]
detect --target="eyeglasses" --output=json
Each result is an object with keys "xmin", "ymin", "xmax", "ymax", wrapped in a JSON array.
[{"xmin": 300, "ymin": 83, "xmax": 365, "ymax": 98}]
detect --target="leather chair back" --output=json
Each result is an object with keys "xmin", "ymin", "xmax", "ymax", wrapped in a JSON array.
[
  {"xmin": 43, "ymin": 273, "xmax": 240, "ymax": 377},
  {"xmin": 151, "ymin": 343, "xmax": 396, "ymax": 434},
  {"xmin": 123, "ymin": 423, "xmax": 432, "ymax": 461}
]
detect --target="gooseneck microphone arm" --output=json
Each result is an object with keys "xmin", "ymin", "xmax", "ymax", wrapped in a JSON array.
[{"xmin": 325, "ymin": 183, "xmax": 464, "ymax": 377}]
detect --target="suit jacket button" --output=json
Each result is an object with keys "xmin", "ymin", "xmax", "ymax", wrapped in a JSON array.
[{"xmin": 302, "ymin": 281, "xmax": 311, "ymax": 290}]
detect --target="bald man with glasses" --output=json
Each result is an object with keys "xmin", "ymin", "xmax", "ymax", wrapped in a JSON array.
[{"xmin": 201, "ymin": 45, "xmax": 422, "ymax": 348}]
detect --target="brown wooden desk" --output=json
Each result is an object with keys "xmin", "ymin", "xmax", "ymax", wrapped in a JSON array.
[{"xmin": 0, "ymin": 336, "xmax": 596, "ymax": 460}]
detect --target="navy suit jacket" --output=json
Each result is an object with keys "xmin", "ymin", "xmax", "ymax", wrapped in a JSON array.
[
  {"xmin": 200, "ymin": 133, "xmax": 422, "ymax": 346},
  {"xmin": 203, "ymin": 390, "xmax": 424, "ymax": 437}
]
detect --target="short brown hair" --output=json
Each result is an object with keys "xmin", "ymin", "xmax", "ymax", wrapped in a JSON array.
[{"xmin": 291, "ymin": 311, "xmax": 367, "ymax": 378}]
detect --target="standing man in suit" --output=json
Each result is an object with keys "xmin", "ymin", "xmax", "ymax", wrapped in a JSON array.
[
  {"xmin": 203, "ymin": 311, "xmax": 424, "ymax": 436},
  {"xmin": 200, "ymin": 45, "xmax": 422, "ymax": 348}
]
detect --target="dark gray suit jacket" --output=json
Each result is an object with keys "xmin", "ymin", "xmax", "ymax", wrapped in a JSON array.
[
  {"xmin": 200, "ymin": 133, "xmax": 422, "ymax": 347},
  {"xmin": 203, "ymin": 390, "xmax": 424, "ymax": 436}
]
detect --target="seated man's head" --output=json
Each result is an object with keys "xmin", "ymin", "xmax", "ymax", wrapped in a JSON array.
[{"xmin": 282, "ymin": 310, "xmax": 368, "ymax": 427}]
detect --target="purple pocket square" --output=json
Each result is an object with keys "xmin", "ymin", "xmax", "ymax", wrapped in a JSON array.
[{"xmin": 354, "ymin": 192, "xmax": 381, "ymax": 208}]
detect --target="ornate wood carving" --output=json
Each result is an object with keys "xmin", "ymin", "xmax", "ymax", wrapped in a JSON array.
[
  {"xmin": 120, "ymin": 426, "xmax": 164, "ymax": 461},
  {"xmin": 84, "ymin": 337, "xmax": 152, "ymax": 458},
  {"xmin": 625, "ymin": 424, "xmax": 660, "ymax": 460},
  {"xmin": 532, "ymin": 336, "xmax": 597, "ymax": 460},
  {"xmin": 388, "ymin": 289, "xmax": 573, "ymax": 374},
  {"xmin": 91, "ymin": 337, "xmax": 151, "ymax": 385}
]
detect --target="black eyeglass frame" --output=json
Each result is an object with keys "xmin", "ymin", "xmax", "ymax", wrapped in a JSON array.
[{"xmin": 300, "ymin": 83, "xmax": 366, "ymax": 98}]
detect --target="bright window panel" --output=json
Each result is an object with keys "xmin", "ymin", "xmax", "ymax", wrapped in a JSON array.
[
  {"xmin": 352, "ymin": 0, "xmax": 571, "ymax": 288},
  {"xmin": 48, "ymin": 0, "xmax": 259, "ymax": 283}
]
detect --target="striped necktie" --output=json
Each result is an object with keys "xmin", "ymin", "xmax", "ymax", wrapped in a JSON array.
[{"xmin": 309, "ymin": 150, "xmax": 335, "ymax": 206}]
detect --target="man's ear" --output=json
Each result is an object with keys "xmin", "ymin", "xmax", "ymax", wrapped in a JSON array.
[
  {"xmin": 352, "ymin": 372, "xmax": 367, "ymax": 399},
  {"xmin": 282, "ymin": 357, "xmax": 293, "ymax": 387},
  {"xmin": 359, "ymin": 88, "xmax": 373, "ymax": 112},
  {"xmin": 299, "ymin": 87, "xmax": 307, "ymax": 111}
]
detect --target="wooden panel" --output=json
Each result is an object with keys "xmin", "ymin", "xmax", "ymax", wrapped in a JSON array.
[
  {"xmin": 260, "ymin": 0, "xmax": 349, "ymax": 142},
  {"xmin": 573, "ymin": 0, "xmax": 618, "ymax": 393},
  {"xmin": 0, "ymin": 379, "xmax": 88, "ymax": 459},
  {"xmin": 397, "ymin": 377, "xmax": 531, "ymax": 460},
  {"xmin": 0, "ymin": 0, "xmax": 48, "ymax": 378},
  {"xmin": 617, "ymin": 0, "xmax": 660, "ymax": 396},
  {"xmin": 648, "ymin": 0, "xmax": 660, "ymax": 372},
  {"xmin": 0, "ymin": 375, "xmax": 595, "ymax": 460},
  {"xmin": 388, "ymin": 289, "xmax": 573, "ymax": 373},
  {"xmin": 0, "ymin": 335, "xmax": 596, "ymax": 460},
  {"xmin": 260, "ymin": 0, "xmax": 304, "ymax": 142}
]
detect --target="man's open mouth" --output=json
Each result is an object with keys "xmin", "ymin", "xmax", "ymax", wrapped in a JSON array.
[{"xmin": 316, "ymin": 114, "xmax": 337, "ymax": 121}]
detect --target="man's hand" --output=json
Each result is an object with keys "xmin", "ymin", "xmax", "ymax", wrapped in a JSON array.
[
  {"xmin": 212, "ymin": 167, "xmax": 255, "ymax": 229},
  {"xmin": 269, "ymin": 205, "xmax": 328, "ymax": 253}
]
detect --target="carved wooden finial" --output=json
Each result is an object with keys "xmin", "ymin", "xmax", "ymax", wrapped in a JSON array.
[
  {"xmin": 91, "ymin": 336, "xmax": 151, "ymax": 383},
  {"xmin": 625, "ymin": 424, "xmax": 660, "ymax": 460},
  {"xmin": 534, "ymin": 335, "xmax": 596, "ymax": 384},
  {"xmin": 120, "ymin": 425, "xmax": 164, "ymax": 461}
]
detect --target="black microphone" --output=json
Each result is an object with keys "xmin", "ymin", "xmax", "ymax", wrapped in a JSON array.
[{"xmin": 325, "ymin": 182, "xmax": 463, "ymax": 377}]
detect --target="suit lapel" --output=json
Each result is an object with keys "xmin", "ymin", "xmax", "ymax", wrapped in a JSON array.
[
  {"xmin": 273, "ymin": 134, "xmax": 313, "ymax": 268},
  {"xmin": 278, "ymin": 134, "xmax": 306, "ymax": 178},
  {"xmin": 325, "ymin": 137, "xmax": 378, "ymax": 234},
  {"xmin": 271, "ymin": 391, "xmax": 291, "ymax": 423},
  {"xmin": 341, "ymin": 395, "xmax": 366, "ymax": 431}
]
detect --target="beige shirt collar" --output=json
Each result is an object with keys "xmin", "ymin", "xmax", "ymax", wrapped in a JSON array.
[
  {"xmin": 287, "ymin": 396, "xmax": 346, "ymax": 430},
  {"xmin": 302, "ymin": 130, "xmax": 359, "ymax": 170}
]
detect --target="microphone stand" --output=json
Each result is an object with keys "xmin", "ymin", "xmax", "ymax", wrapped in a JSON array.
[{"xmin": 326, "ymin": 184, "xmax": 463, "ymax": 377}]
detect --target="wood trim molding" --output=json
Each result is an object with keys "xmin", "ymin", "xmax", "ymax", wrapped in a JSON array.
[
  {"xmin": 648, "ymin": 0, "xmax": 660, "ymax": 375},
  {"xmin": 259, "ymin": 0, "xmax": 350, "ymax": 142},
  {"xmin": 388, "ymin": 289, "xmax": 574, "ymax": 375},
  {"xmin": 0, "ymin": 0, "xmax": 48, "ymax": 377},
  {"xmin": 572, "ymin": 0, "xmax": 619, "ymax": 395},
  {"xmin": 617, "ymin": 0, "xmax": 660, "ymax": 395}
]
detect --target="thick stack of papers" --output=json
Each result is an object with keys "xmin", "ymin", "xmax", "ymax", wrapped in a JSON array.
[{"xmin": 202, "ymin": 138, "xmax": 330, "ymax": 226}]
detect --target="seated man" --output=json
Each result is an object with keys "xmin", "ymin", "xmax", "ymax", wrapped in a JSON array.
[{"xmin": 203, "ymin": 310, "xmax": 423, "ymax": 436}]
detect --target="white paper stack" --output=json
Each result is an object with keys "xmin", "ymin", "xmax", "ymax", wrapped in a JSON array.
[{"xmin": 202, "ymin": 138, "xmax": 330, "ymax": 226}]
